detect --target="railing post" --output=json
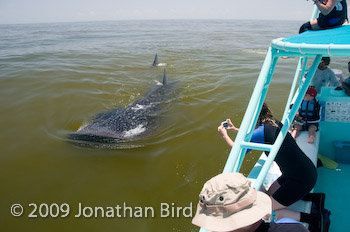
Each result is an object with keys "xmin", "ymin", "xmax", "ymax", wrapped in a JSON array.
[{"xmin": 222, "ymin": 46, "xmax": 276, "ymax": 173}]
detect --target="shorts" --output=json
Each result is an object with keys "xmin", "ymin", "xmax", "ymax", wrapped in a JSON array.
[
  {"xmin": 272, "ymin": 173, "xmax": 317, "ymax": 206},
  {"xmin": 293, "ymin": 120, "xmax": 319, "ymax": 131},
  {"xmin": 317, "ymin": 16, "xmax": 344, "ymax": 28},
  {"xmin": 303, "ymin": 122, "xmax": 319, "ymax": 131}
]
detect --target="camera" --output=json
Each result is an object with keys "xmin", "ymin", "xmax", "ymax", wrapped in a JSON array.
[{"xmin": 222, "ymin": 121, "xmax": 229, "ymax": 128}]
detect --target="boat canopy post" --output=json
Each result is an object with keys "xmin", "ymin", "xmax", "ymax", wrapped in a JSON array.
[
  {"xmin": 311, "ymin": 5, "xmax": 319, "ymax": 21},
  {"xmin": 234, "ymin": 51, "xmax": 280, "ymax": 171},
  {"xmin": 282, "ymin": 57, "xmax": 307, "ymax": 122},
  {"xmin": 222, "ymin": 47, "xmax": 278, "ymax": 174},
  {"xmin": 281, "ymin": 58, "xmax": 302, "ymax": 122}
]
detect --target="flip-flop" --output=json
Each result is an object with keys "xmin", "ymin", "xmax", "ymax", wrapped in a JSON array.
[{"xmin": 318, "ymin": 154, "xmax": 338, "ymax": 169}]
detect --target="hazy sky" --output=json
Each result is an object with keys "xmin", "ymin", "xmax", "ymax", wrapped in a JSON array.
[{"xmin": 0, "ymin": 0, "xmax": 316, "ymax": 24}]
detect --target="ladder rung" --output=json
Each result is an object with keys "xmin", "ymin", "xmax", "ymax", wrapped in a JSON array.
[{"xmin": 240, "ymin": 141, "xmax": 272, "ymax": 152}]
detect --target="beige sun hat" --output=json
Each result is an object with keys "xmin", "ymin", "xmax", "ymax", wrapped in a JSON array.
[{"xmin": 192, "ymin": 172, "xmax": 271, "ymax": 232}]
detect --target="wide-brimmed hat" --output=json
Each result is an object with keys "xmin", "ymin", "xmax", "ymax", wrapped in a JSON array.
[{"xmin": 192, "ymin": 172, "xmax": 271, "ymax": 232}]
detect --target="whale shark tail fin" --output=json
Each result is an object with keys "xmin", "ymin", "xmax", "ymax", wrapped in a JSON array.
[
  {"xmin": 152, "ymin": 53, "xmax": 158, "ymax": 67},
  {"xmin": 162, "ymin": 69, "xmax": 166, "ymax": 85}
]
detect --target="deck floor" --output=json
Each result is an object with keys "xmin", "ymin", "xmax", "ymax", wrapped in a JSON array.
[{"xmin": 314, "ymin": 163, "xmax": 350, "ymax": 232}]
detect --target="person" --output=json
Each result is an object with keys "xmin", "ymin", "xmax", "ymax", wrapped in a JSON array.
[
  {"xmin": 217, "ymin": 103, "xmax": 320, "ymax": 230},
  {"xmin": 342, "ymin": 61, "xmax": 350, "ymax": 96},
  {"xmin": 309, "ymin": 57, "xmax": 341, "ymax": 93},
  {"xmin": 192, "ymin": 172, "xmax": 310, "ymax": 232},
  {"xmin": 291, "ymin": 87, "xmax": 321, "ymax": 144},
  {"xmin": 299, "ymin": 0, "xmax": 348, "ymax": 33}
]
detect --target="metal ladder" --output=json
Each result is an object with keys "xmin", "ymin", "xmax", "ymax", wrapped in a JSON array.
[{"xmin": 221, "ymin": 50, "xmax": 322, "ymax": 189}]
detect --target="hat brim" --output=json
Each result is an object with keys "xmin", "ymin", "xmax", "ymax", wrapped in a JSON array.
[{"xmin": 192, "ymin": 190, "xmax": 271, "ymax": 232}]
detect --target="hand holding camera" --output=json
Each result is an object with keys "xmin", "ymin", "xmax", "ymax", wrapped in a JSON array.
[{"xmin": 219, "ymin": 119, "xmax": 239, "ymax": 132}]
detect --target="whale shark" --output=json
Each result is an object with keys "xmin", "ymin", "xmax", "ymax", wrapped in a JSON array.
[
  {"xmin": 152, "ymin": 53, "xmax": 167, "ymax": 67},
  {"xmin": 69, "ymin": 69, "xmax": 173, "ymax": 148}
]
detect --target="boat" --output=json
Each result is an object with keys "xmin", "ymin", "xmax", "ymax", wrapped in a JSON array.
[{"xmin": 199, "ymin": 6, "xmax": 350, "ymax": 232}]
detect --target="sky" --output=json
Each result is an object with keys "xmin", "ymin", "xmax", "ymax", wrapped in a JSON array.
[{"xmin": 0, "ymin": 0, "xmax": 317, "ymax": 24}]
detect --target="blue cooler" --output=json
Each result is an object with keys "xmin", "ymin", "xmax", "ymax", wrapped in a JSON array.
[
  {"xmin": 334, "ymin": 141, "xmax": 350, "ymax": 164},
  {"xmin": 318, "ymin": 87, "xmax": 350, "ymax": 161}
]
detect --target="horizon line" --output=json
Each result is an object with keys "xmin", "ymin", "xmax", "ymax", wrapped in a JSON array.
[{"xmin": 0, "ymin": 18, "xmax": 305, "ymax": 26}]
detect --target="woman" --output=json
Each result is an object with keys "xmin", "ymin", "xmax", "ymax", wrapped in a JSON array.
[
  {"xmin": 218, "ymin": 103, "xmax": 319, "ymax": 229},
  {"xmin": 299, "ymin": 0, "xmax": 348, "ymax": 33}
]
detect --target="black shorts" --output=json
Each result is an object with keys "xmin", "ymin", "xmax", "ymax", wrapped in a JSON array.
[
  {"xmin": 272, "ymin": 173, "xmax": 317, "ymax": 206},
  {"xmin": 317, "ymin": 16, "xmax": 345, "ymax": 28},
  {"xmin": 293, "ymin": 121, "xmax": 319, "ymax": 131},
  {"xmin": 303, "ymin": 122, "xmax": 319, "ymax": 131}
]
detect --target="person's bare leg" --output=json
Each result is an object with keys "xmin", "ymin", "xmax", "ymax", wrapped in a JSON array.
[
  {"xmin": 270, "ymin": 195, "xmax": 302, "ymax": 221},
  {"xmin": 268, "ymin": 182, "xmax": 302, "ymax": 221},
  {"xmin": 310, "ymin": 19, "xmax": 321, "ymax": 30},
  {"xmin": 267, "ymin": 180, "xmax": 281, "ymax": 196},
  {"xmin": 291, "ymin": 124, "xmax": 302, "ymax": 139},
  {"xmin": 308, "ymin": 125, "xmax": 317, "ymax": 144}
]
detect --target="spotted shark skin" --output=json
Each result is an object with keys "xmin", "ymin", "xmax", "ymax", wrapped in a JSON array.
[{"xmin": 69, "ymin": 69, "xmax": 172, "ymax": 147}]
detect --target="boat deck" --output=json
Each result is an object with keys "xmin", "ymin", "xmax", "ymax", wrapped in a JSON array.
[{"xmin": 314, "ymin": 163, "xmax": 350, "ymax": 232}]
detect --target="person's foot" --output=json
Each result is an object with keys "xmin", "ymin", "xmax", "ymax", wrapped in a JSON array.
[{"xmin": 308, "ymin": 135, "xmax": 315, "ymax": 143}]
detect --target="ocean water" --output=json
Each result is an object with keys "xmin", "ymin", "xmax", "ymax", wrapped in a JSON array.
[{"xmin": 0, "ymin": 19, "xmax": 349, "ymax": 231}]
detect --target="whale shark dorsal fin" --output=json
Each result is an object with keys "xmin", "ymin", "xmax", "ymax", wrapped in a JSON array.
[
  {"xmin": 152, "ymin": 53, "xmax": 158, "ymax": 67},
  {"xmin": 162, "ymin": 69, "xmax": 166, "ymax": 85}
]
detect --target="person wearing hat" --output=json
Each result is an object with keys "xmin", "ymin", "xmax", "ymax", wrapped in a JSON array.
[
  {"xmin": 291, "ymin": 87, "xmax": 321, "ymax": 144},
  {"xmin": 309, "ymin": 57, "xmax": 341, "ymax": 94},
  {"xmin": 192, "ymin": 172, "xmax": 309, "ymax": 232}
]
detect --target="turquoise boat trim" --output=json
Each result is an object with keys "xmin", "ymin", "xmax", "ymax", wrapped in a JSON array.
[
  {"xmin": 272, "ymin": 25, "xmax": 350, "ymax": 56},
  {"xmin": 311, "ymin": 5, "xmax": 319, "ymax": 21},
  {"xmin": 282, "ymin": 57, "xmax": 303, "ymax": 122},
  {"xmin": 223, "ymin": 47, "xmax": 275, "ymax": 174},
  {"xmin": 281, "ymin": 26, "xmax": 350, "ymax": 45},
  {"xmin": 240, "ymin": 141, "xmax": 272, "ymax": 152}
]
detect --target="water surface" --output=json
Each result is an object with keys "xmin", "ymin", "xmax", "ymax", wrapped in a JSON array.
[{"xmin": 1, "ymin": 19, "xmax": 349, "ymax": 231}]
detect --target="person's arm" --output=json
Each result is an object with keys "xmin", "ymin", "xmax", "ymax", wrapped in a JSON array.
[
  {"xmin": 217, "ymin": 119, "xmax": 265, "ymax": 149},
  {"xmin": 342, "ymin": 82, "xmax": 350, "ymax": 96},
  {"xmin": 218, "ymin": 119, "xmax": 239, "ymax": 147},
  {"xmin": 329, "ymin": 70, "xmax": 341, "ymax": 87},
  {"xmin": 315, "ymin": 0, "xmax": 338, "ymax": 15},
  {"xmin": 218, "ymin": 125, "xmax": 234, "ymax": 147}
]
